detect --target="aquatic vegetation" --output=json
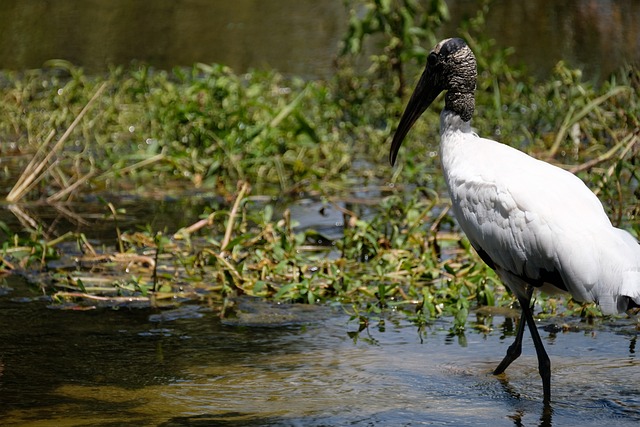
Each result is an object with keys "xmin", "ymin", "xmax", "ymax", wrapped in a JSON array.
[
  {"xmin": 341, "ymin": 0, "xmax": 450, "ymax": 96},
  {"xmin": 0, "ymin": 6, "xmax": 638, "ymax": 332}
]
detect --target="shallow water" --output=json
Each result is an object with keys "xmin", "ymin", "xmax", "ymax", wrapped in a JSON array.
[
  {"xmin": 0, "ymin": 192, "xmax": 349, "ymax": 248},
  {"xmin": 1, "ymin": 275, "xmax": 638, "ymax": 426}
]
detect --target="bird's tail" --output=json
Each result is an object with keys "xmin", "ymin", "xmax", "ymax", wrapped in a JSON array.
[
  {"xmin": 619, "ymin": 228, "xmax": 640, "ymax": 313},
  {"xmin": 596, "ymin": 228, "xmax": 640, "ymax": 314}
]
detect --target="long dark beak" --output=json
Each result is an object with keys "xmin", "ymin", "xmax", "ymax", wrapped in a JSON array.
[{"xmin": 389, "ymin": 66, "xmax": 442, "ymax": 166}]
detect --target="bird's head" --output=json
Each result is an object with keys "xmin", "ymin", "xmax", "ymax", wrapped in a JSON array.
[{"xmin": 389, "ymin": 38, "xmax": 477, "ymax": 166}]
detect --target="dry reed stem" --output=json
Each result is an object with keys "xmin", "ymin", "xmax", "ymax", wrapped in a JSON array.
[
  {"xmin": 546, "ymin": 86, "xmax": 630, "ymax": 160},
  {"xmin": 46, "ymin": 170, "xmax": 97, "ymax": 203},
  {"xmin": 569, "ymin": 133, "xmax": 638, "ymax": 175},
  {"xmin": 204, "ymin": 248, "xmax": 244, "ymax": 288},
  {"xmin": 220, "ymin": 181, "xmax": 250, "ymax": 251},
  {"xmin": 593, "ymin": 132, "xmax": 639, "ymax": 197},
  {"xmin": 5, "ymin": 81, "xmax": 108, "ymax": 203},
  {"xmin": 174, "ymin": 214, "xmax": 215, "ymax": 239},
  {"xmin": 7, "ymin": 204, "xmax": 42, "ymax": 234},
  {"xmin": 53, "ymin": 292, "xmax": 150, "ymax": 302},
  {"xmin": 105, "ymin": 201, "xmax": 125, "ymax": 253},
  {"xmin": 96, "ymin": 152, "xmax": 166, "ymax": 181},
  {"xmin": 5, "ymin": 129, "xmax": 56, "ymax": 202}
]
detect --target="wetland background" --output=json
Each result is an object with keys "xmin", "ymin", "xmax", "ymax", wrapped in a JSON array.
[{"xmin": 0, "ymin": 0, "xmax": 639, "ymax": 425}]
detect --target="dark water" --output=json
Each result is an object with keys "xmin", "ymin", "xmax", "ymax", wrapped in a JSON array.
[
  {"xmin": 0, "ymin": 1, "xmax": 638, "ymax": 79},
  {"xmin": 0, "ymin": 193, "xmax": 220, "ymax": 244},
  {"xmin": 1, "ymin": 2, "xmax": 640, "ymax": 425},
  {"xmin": 1, "ymin": 275, "xmax": 639, "ymax": 426},
  {"xmin": 0, "ymin": 192, "xmax": 350, "ymax": 249}
]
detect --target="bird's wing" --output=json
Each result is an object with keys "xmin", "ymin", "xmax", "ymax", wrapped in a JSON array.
[{"xmin": 445, "ymin": 136, "xmax": 616, "ymax": 303}]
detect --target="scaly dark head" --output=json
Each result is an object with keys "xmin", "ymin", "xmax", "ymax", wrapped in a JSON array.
[{"xmin": 389, "ymin": 38, "xmax": 476, "ymax": 166}]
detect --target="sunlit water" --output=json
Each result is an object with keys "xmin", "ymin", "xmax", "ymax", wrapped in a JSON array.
[{"xmin": 1, "ymin": 275, "xmax": 638, "ymax": 426}]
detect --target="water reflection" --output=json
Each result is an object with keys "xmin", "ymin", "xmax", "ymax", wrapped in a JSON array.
[
  {"xmin": 449, "ymin": 0, "xmax": 640, "ymax": 80},
  {"xmin": 0, "ymin": 1, "xmax": 637, "ymax": 80},
  {"xmin": 0, "ymin": 0, "xmax": 347, "ymax": 78},
  {"xmin": 0, "ymin": 275, "xmax": 639, "ymax": 426}
]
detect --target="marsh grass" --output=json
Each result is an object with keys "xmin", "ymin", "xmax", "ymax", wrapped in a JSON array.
[{"xmin": 0, "ymin": 10, "xmax": 638, "ymax": 330}]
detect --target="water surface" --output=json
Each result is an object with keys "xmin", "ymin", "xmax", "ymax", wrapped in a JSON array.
[
  {"xmin": 1, "ymin": 275, "xmax": 638, "ymax": 426},
  {"xmin": 1, "ymin": 0, "xmax": 638, "ymax": 80}
]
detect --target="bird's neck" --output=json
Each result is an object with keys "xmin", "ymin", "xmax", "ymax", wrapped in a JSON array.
[
  {"xmin": 440, "ymin": 109, "xmax": 473, "ymax": 138},
  {"xmin": 444, "ymin": 91, "xmax": 475, "ymax": 122}
]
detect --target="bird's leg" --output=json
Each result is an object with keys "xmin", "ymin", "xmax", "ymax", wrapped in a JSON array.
[
  {"xmin": 493, "ymin": 310, "xmax": 526, "ymax": 375},
  {"xmin": 493, "ymin": 287, "xmax": 535, "ymax": 375},
  {"xmin": 520, "ymin": 294, "xmax": 552, "ymax": 404}
]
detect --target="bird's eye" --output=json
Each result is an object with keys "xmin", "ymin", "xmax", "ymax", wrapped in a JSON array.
[{"xmin": 427, "ymin": 53, "xmax": 437, "ymax": 67}]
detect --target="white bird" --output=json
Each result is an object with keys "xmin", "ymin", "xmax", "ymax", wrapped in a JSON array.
[{"xmin": 389, "ymin": 37, "xmax": 640, "ymax": 404}]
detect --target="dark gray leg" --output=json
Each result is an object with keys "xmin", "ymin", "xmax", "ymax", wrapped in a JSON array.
[
  {"xmin": 520, "ymin": 296, "xmax": 551, "ymax": 403},
  {"xmin": 493, "ymin": 309, "xmax": 526, "ymax": 375},
  {"xmin": 493, "ymin": 287, "xmax": 551, "ymax": 403}
]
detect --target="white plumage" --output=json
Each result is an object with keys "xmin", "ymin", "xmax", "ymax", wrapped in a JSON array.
[
  {"xmin": 389, "ymin": 37, "xmax": 640, "ymax": 404},
  {"xmin": 440, "ymin": 110, "xmax": 640, "ymax": 314}
]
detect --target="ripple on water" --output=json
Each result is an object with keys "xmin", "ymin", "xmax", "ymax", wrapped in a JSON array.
[{"xmin": 0, "ymin": 291, "xmax": 639, "ymax": 426}]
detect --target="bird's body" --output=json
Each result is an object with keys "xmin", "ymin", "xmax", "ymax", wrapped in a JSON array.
[
  {"xmin": 389, "ymin": 37, "xmax": 640, "ymax": 403},
  {"xmin": 439, "ymin": 109, "xmax": 640, "ymax": 314}
]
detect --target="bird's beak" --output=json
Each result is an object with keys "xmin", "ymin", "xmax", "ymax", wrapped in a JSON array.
[{"xmin": 389, "ymin": 66, "xmax": 441, "ymax": 166}]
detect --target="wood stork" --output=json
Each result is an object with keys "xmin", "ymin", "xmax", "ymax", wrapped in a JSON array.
[{"xmin": 389, "ymin": 37, "xmax": 640, "ymax": 403}]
